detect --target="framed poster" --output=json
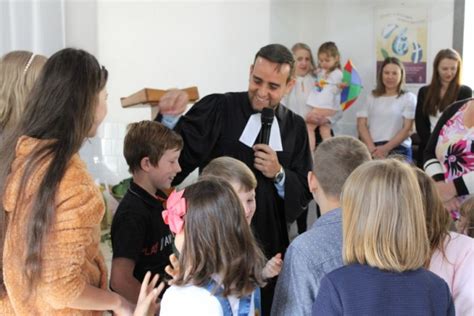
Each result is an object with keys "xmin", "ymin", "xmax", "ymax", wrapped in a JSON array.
[{"xmin": 375, "ymin": 7, "xmax": 428, "ymax": 84}]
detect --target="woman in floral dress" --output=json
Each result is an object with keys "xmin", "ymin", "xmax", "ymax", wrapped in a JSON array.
[{"xmin": 424, "ymin": 97, "xmax": 474, "ymax": 219}]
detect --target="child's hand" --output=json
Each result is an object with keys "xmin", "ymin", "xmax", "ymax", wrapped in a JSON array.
[
  {"xmin": 338, "ymin": 82, "xmax": 348, "ymax": 89},
  {"xmin": 372, "ymin": 145, "xmax": 389, "ymax": 159},
  {"xmin": 164, "ymin": 254, "xmax": 180, "ymax": 285},
  {"xmin": 306, "ymin": 110, "xmax": 328, "ymax": 126},
  {"xmin": 133, "ymin": 271, "xmax": 165, "ymax": 316},
  {"xmin": 262, "ymin": 253, "xmax": 283, "ymax": 279}
]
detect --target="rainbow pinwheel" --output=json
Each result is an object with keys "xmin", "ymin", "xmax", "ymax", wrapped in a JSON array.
[
  {"xmin": 314, "ymin": 79, "xmax": 329, "ymax": 92},
  {"xmin": 340, "ymin": 60, "xmax": 362, "ymax": 111}
]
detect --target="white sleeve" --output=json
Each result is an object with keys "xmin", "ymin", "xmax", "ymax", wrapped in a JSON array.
[
  {"xmin": 306, "ymin": 88, "xmax": 319, "ymax": 108},
  {"xmin": 356, "ymin": 94, "xmax": 372, "ymax": 118},
  {"xmin": 402, "ymin": 92, "xmax": 416, "ymax": 119},
  {"xmin": 160, "ymin": 286, "xmax": 223, "ymax": 316},
  {"xmin": 328, "ymin": 69, "xmax": 343, "ymax": 93}
]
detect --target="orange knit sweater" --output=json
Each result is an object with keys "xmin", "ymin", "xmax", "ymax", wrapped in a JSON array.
[{"xmin": 1, "ymin": 136, "xmax": 107, "ymax": 315}]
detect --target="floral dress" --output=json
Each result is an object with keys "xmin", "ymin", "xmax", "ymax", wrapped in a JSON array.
[{"xmin": 435, "ymin": 103, "xmax": 474, "ymax": 218}]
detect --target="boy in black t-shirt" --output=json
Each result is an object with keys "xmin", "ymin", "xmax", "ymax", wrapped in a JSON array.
[{"xmin": 110, "ymin": 120, "xmax": 183, "ymax": 305}]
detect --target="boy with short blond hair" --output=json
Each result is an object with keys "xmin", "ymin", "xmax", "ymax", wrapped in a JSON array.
[
  {"xmin": 201, "ymin": 156, "xmax": 257, "ymax": 224},
  {"xmin": 110, "ymin": 120, "xmax": 183, "ymax": 304},
  {"xmin": 273, "ymin": 136, "xmax": 371, "ymax": 316},
  {"xmin": 201, "ymin": 156, "xmax": 283, "ymax": 279}
]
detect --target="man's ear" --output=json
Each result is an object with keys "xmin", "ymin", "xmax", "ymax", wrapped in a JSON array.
[
  {"xmin": 140, "ymin": 157, "xmax": 151, "ymax": 172},
  {"xmin": 249, "ymin": 64, "xmax": 254, "ymax": 77},
  {"xmin": 285, "ymin": 77, "xmax": 296, "ymax": 95},
  {"xmin": 307, "ymin": 171, "xmax": 318, "ymax": 193}
]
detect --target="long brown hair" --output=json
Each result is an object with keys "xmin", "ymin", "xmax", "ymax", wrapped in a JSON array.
[
  {"xmin": 0, "ymin": 51, "xmax": 47, "ymax": 132},
  {"xmin": 0, "ymin": 48, "xmax": 107, "ymax": 295},
  {"xmin": 423, "ymin": 49, "xmax": 463, "ymax": 116},
  {"xmin": 174, "ymin": 178, "xmax": 266, "ymax": 297},
  {"xmin": 413, "ymin": 168, "xmax": 451, "ymax": 264},
  {"xmin": 372, "ymin": 57, "xmax": 406, "ymax": 97}
]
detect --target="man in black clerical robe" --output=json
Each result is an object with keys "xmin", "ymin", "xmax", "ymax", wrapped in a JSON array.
[{"xmin": 158, "ymin": 44, "xmax": 312, "ymax": 314}]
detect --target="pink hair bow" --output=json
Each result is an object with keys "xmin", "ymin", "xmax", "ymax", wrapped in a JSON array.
[{"xmin": 162, "ymin": 189, "xmax": 187, "ymax": 234}]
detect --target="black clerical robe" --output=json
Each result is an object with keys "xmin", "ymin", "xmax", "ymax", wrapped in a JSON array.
[{"xmin": 173, "ymin": 91, "xmax": 313, "ymax": 258}]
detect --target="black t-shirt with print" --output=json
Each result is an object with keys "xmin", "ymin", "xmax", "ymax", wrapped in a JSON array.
[{"xmin": 111, "ymin": 181, "xmax": 173, "ymax": 282}]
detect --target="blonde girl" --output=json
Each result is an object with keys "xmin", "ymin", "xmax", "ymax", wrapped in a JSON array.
[
  {"xmin": 282, "ymin": 43, "xmax": 316, "ymax": 119},
  {"xmin": 0, "ymin": 51, "xmax": 47, "ymax": 132},
  {"xmin": 312, "ymin": 159, "xmax": 454, "ymax": 315}
]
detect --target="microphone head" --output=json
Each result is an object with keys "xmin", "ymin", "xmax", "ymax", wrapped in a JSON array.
[{"xmin": 261, "ymin": 107, "xmax": 274, "ymax": 124}]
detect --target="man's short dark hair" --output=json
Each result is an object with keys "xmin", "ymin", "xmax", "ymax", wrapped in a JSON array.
[{"xmin": 254, "ymin": 44, "xmax": 295, "ymax": 82}]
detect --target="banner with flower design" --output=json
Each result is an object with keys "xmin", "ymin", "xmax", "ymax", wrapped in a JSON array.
[{"xmin": 375, "ymin": 7, "xmax": 428, "ymax": 84}]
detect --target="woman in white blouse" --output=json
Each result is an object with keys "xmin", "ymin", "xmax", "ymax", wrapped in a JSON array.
[{"xmin": 357, "ymin": 57, "xmax": 416, "ymax": 160}]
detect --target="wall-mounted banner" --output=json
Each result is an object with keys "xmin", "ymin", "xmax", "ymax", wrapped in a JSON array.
[{"xmin": 375, "ymin": 7, "xmax": 428, "ymax": 84}]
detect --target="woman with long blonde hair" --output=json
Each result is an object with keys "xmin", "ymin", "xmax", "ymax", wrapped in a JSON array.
[
  {"xmin": 0, "ymin": 51, "xmax": 47, "ymax": 132},
  {"xmin": 312, "ymin": 159, "xmax": 454, "ymax": 315}
]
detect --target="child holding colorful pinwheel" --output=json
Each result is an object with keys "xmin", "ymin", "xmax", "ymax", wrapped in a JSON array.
[{"xmin": 305, "ymin": 42, "xmax": 346, "ymax": 151}]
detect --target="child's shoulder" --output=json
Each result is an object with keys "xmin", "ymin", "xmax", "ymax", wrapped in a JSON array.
[
  {"xmin": 161, "ymin": 284, "xmax": 222, "ymax": 315},
  {"xmin": 114, "ymin": 187, "xmax": 154, "ymax": 219},
  {"xmin": 328, "ymin": 68, "xmax": 343, "ymax": 81}
]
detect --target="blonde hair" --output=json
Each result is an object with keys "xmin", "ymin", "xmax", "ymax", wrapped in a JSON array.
[
  {"xmin": 291, "ymin": 43, "xmax": 316, "ymax": 73},
  {"xmin": 460, "ymin": 196, "xmax": 474, "ymax": 237},
  {"xmin": 0, "ymin": 51, "xmax": 47, "ymax": 131},
  {"xmin": 201, "ymin": 156, "xmax": 257, "ymax": 192},
  {"xmin": 342, "ymin": 159, "xmax": 430, "ymax": 272},
  {"xmin": 313, "ymin": 136, "xmax": 371, "ymax": 197}
]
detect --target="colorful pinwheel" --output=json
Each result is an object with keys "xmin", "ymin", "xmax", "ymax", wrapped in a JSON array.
[{"xmin": 340, "ymin": 60, "xmax": 362, "ymax": 111}]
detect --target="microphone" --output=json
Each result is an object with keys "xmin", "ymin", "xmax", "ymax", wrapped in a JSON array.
[{"xmin": 256, "ymin": 107, "xmax": 274, "ymax": 145}]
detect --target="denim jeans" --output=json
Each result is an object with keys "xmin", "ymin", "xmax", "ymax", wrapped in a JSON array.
[{"xmin": 374, "ymin": 141, "xmax": 413, "ymax": 162}]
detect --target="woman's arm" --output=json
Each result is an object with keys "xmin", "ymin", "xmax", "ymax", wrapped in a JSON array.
[
  {"xmin": 357, "ymin": 117, "xmax": 376, "ymax": 153},
  {"xmin": 374, "ymin": 118, "xmax": 413, "ymax": 157},
  {"xmin": 39, "ymin": 170, "xmax": 133, "ymax": 314},
  {"xmin": 423, "ymin": 100, "xmax": 467, "ymax": 179},
  {"xmin": 68, "ymin": 284, "xmax": 133, "ymax": 314}
]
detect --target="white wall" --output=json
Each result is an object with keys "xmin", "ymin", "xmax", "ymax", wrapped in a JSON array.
[
  {"xmin": 270, "ymin": 0, "xmax": 455, "ymax": 136},
  {"xmin": 464, "ymin": 0, "xmax": 474, "ymax": 90},
  {"xmin": 65, "ymin": 0, "xmax": 98, "ymax": 55},
  {"xmin": 97, "ymin": 0, "xmax": 271, "ymax": 124},
  {"xmin": 72, "ymin": 0, "xmax": 271, "ymax": 183},
  {"xmin": 1, "ymin": 0, "xmax": 65, "ymax": 56},
  {"xmin": 63, "ymin": 0, "xmax": 456, "ymax": 183}
]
